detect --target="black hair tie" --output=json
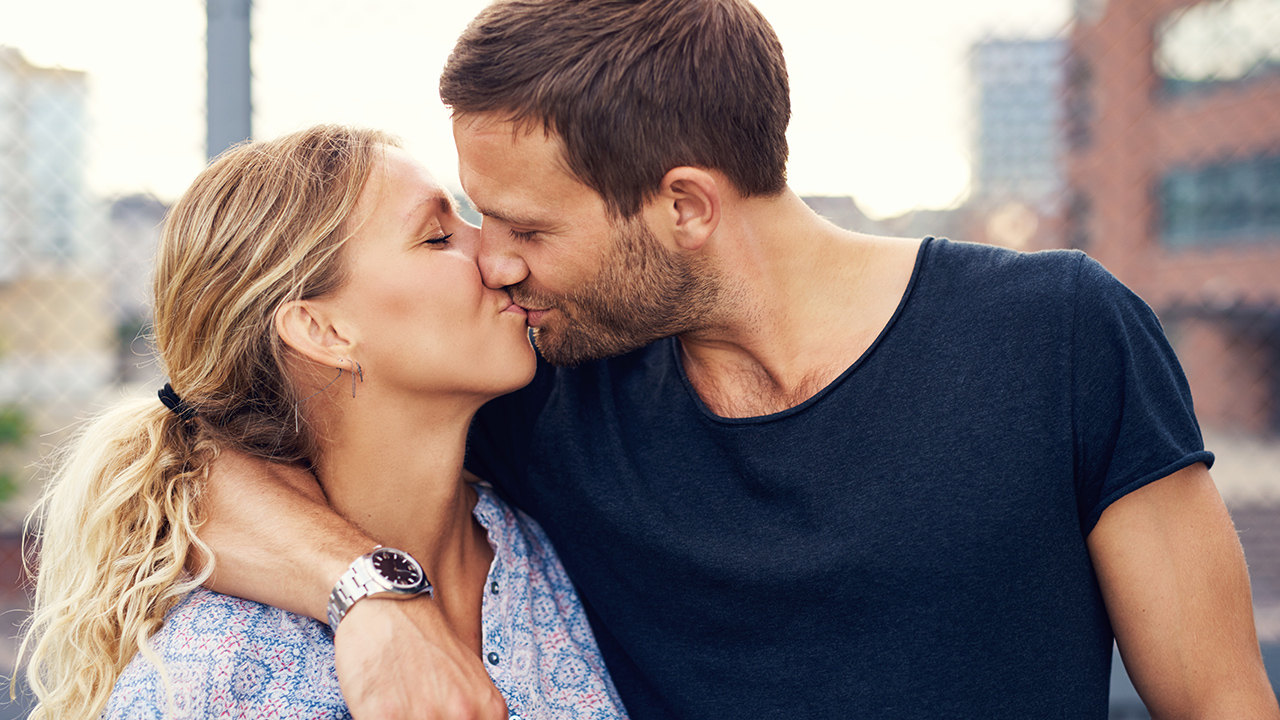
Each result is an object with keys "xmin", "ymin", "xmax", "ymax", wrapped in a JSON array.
[{"xmin": 158, "ymin": 383, "xmax": 198, "ymax": 422}]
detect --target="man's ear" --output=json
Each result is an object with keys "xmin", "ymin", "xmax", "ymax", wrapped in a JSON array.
[
  {"xmin": 654, "ymin": 167, "xmax": 721, "ymax": 251},
  {"xmin": 274, "ymin": 299, "xmax": 354, "ymax": 370}
]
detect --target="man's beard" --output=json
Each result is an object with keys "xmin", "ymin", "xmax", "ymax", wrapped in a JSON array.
[{"xmin": 510, "ymin": 215, "xmax": 719, "ymax": 367}]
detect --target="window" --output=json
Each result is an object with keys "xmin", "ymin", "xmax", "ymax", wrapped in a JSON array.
[
  {"xmin": 1160, "ymin": 155, "xmax": 1280, "ymax": 247},
  {"xmin": 1155, "ymin": 0, "xmax": 1280, "ymax": 96}
]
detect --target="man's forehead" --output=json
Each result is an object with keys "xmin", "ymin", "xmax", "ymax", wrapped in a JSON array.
[
  {"xmin": 454, "ymin": 113, "xmax": 573, "ymax": 175},
  {"xmin": 454, "ymin": 114, "xmax": 602, "ymax": 221},
  {"xmin": 453, "ymin": 111, "xmax": 555, "ymax": 141}
]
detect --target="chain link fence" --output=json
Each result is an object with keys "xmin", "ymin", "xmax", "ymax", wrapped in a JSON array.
[{"xmin": 0, "ymin": 0, "xmax": 1278, "ymax": 716}]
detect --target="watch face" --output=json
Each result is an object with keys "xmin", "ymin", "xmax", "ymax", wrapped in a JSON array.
[{"xmin": 371, "ymin": 548, "xmax": 424, "ymax": 589}]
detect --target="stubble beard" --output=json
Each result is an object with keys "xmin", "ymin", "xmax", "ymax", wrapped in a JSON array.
[{"xmin": 511, "ymin": 215, "xmax": 720, "ymax": 367}]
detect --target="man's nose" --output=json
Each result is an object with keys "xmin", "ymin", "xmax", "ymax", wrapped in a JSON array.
[{"xmin": 478, "ymin": 220, "xmax": 530, "ymax": 290}]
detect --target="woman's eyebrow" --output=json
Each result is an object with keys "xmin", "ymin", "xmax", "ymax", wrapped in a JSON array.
[{"xmin": 403, "ymin": 193, "xmax": 457, "ymax": 232}]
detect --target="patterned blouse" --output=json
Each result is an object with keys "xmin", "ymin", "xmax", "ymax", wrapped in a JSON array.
[{"xmin": 103, "ymin": 485, "xmax": 628, "ymax": 720}]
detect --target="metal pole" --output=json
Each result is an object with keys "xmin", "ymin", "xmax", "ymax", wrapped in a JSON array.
[{"xmin": 206, "ymin": 0, "xmax": 252, "ymax": 160}]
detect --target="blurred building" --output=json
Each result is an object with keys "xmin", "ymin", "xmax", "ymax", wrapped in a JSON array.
[
  {"xmin": 0, "ymin": 48, "xmax": 111, "ymax": 406},
  {"xmin": 106, "ymin": 195, "xmax": 165, "ymax": 321},
  {"xmin": 802, "ymin": 196, "xmax": 876, "ymax": 234},
  {"xmin": 966, "ymin": 38, "xmax": 1067, "ymax": 251},
  {"xmin": 106, "ymin": 194, "xmax": 167, "ymax": 384},
  {"xmin": 1066, "ymin": 0, "xmax": 1280, "ymax": 665},
  {"xmin": 1065, "ymin": 0, "xmax": 1280, "ymax": 438},
  {"xmin": 802, "ymin": 196, "xmax": 968, "ymax": 242},
  {"xmin": 971, "ymin": 39, "xmax": 1066, "ymax": 206},
  {"xmin": 0, "ymin": 47, "xmax": 94, "ymax": 278}
]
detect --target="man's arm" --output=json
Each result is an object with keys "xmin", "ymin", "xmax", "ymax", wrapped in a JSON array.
[
  {"xmin": 1088, "ymin": 462, "xmax": 1279, "ymax": 719},
  {"xmin": 199, "ymin": 450, "xmax": 508, "ymax": 720}
]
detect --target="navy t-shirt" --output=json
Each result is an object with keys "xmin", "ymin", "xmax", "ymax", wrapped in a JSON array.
[{"xmin": 466, "ymin": 238, "xmax": 1212, "ymax": 719}]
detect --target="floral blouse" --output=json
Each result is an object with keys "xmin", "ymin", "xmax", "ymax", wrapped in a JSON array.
[{"xmin": 103, "ymin": 485, "xmax": 628, "ymax": 720}]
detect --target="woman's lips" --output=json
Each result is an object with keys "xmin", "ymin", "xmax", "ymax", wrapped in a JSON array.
[{"xmin": 501, "ymin": 301, "xmax": 528, "ymax": 318}]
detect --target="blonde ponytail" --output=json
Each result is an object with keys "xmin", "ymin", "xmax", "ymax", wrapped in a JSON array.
[
  {"xmin": 18, "ymin": 398, "xmax": 213, "ymax": 718},
  {"xmin": 16, "ymin": 125, "xmax": 394, "ymax": 718}
]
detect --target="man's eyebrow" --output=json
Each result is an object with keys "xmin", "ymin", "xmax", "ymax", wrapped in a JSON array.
[{"xmin": 469, "ymin": 202, "xmax": 542, "ymax": 228}]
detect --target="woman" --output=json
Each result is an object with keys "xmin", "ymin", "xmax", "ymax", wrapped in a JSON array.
[{"xmin": 18, "ymin": 126, "xmax": 628, "ymax": 720}]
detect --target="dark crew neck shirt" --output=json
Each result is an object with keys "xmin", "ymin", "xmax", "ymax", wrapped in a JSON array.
[{"xmin": 467, "ymin": 238, "xmax": 1212, "ymax": 719}]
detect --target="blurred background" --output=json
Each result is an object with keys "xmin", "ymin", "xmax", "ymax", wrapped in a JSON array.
[{"xmin": 0, "ymin": 0, "xmax": 1277, "ymax": 716}]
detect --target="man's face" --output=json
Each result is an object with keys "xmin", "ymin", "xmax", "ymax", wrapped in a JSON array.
[{"xmin": 454, "ymin": 113, "xmax": 717, "ymax": 366}]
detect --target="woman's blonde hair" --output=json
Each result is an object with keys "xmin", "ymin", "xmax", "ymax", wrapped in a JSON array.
[{"xmin": 16, "ymin": 125, "xmax": 396, "ymax": 719}]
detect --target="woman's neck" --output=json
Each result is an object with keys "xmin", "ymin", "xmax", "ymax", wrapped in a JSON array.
[
  {"xmin": 308, "ymin": 385, "xmax": 495, "ymax": 652},
  {"xmin": 309, "ymin": 387, "xmax": 491, "ymax": 592}
]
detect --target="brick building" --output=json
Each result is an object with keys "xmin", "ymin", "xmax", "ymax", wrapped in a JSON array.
[
  {"xmin": 1064, "ymin": 0, "xmax": 1280, "ymax": 437},
  {"xmin": 1065, "ymin": 5, "xmax": 1280, "ymax": 682}
]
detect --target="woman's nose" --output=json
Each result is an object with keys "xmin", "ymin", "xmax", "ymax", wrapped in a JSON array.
[{"xmin": 452, "ymin": 222, "xmax": 482, "ymax": 260}]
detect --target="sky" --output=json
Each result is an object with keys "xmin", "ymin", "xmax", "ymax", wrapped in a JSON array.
[{"xmin": 0, "ymin": 0, "xmax": 1071, "ymax": 219}]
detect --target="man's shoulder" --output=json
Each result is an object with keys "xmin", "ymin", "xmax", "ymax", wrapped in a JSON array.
[
  {"xmin": 925, "ymin": 237, "xmax": 1086, "ymax": 288},
  {"xmin": 924, "ymin": 239, "xmax": 1153, "ymax": 328},
  {"xmin": 913, "ymin": 238, "xmax": 1094, "ymax": 317}
]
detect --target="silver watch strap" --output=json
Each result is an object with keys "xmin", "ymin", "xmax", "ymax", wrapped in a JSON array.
[
  {"xmin": 326, "ymin": 558, "xmax": 381, "ymax": 632},
  {"xmin": 325, "ymin": 548, "xmax": 432, "ymax": 633}
]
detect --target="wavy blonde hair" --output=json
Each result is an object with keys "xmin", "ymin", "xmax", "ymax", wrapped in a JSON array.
[{"xmin": 16, "ymin": 125, "xmax": 395, "ymax": 719}]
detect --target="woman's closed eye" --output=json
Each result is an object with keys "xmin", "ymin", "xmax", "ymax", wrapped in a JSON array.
[{"xmin": 423, "ymin": 233, "xmax": 453, "ymax": 246}]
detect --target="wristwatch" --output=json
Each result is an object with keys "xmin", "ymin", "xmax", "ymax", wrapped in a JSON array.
[{"xmin": 326, "ymin": 546, "xmax": 434, "ymax": 633}]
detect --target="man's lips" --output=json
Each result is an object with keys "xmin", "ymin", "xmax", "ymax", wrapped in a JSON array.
[
  {"xmin": 511, "ymin": 303, "xmax": 550, "ymax": 326},
  {"xmin": 502, "ymin": 299, "xmax": 552, "ymax": 326}
]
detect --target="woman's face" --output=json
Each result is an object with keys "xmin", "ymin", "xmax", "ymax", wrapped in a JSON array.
[{"xmin": 329, "ymin": 146, "xmax": 536, "ymax": 402}]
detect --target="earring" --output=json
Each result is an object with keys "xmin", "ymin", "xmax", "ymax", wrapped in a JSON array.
[
  {"xmin": 296, "ymin": 366, "xmax": 344, "ymax": 433},
  {"xmin": 350, "ymin": 360, "xmax": 363, "ymax": 398}
]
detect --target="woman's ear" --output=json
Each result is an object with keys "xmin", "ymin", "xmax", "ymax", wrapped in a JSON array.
[
  {"xmin": 656, "ymin": 167, "xmax": 721, "ymax": 251},
  {"xmin": 274, "ymin": 300, "xmax": 354, "ymax": 369}
]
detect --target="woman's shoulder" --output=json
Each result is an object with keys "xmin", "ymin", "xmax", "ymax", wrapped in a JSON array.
[
  {"xmin": 472, "ymin": 484, "xmax": 561, "ymax": 568},
  {"xmin": 470, "ymin": 486, "xmax": 630, "ymax": 718},
  {"xmin": 103, "ymin": 587, "xmax": 348, "ymax": 719}
]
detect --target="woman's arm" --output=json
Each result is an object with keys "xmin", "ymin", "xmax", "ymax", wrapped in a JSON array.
[{"xmin": 200, "ymin": 449, "xmax": 508, "ymax": 720}]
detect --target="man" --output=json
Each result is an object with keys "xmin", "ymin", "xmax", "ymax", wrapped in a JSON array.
[{"xmin": 201, "ymin": 0, "xmax": 1279, "ymax": 717}]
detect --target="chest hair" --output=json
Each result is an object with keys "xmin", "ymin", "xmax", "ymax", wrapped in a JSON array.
[{"xmin": 689, "ymin": 361, "xmax": 844, "ymax": 419}]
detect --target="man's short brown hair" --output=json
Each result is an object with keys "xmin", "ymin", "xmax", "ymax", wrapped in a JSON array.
[{"xmin": 440, "ymin": 0, "xmax": 791, "ymax": 218}]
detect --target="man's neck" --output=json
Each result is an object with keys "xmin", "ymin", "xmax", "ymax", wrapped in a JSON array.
[{"xmin": 677, "ymin": 190, "xmax": 921, "ymax": 418}]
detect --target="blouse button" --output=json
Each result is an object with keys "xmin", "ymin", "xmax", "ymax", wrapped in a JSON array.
[
  {"xmin": 490, "ymin": 581, "xmax": 500, "ymax": 595},
  {"xmin": 487, "ymin": 652, "xmax": 500, "ymax": 665}
]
